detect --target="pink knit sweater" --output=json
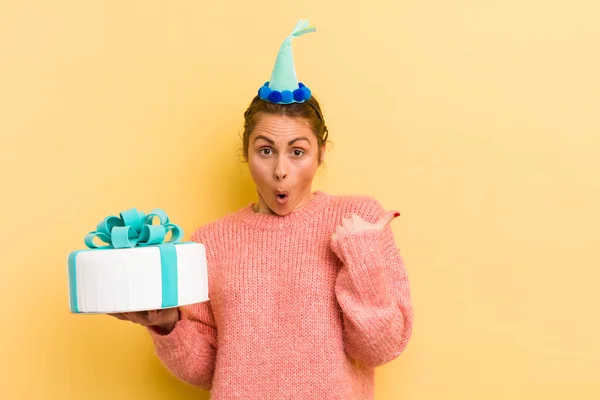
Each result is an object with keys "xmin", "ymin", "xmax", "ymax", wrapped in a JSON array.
[{"xmin": 148, "ymin": 191, "xmax": 413, "ymax": 399}]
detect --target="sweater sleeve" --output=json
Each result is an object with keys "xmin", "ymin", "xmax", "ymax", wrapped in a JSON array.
[
  {"xmin": 331, "ymin": 198, "xmax": 413, "ymax": 367},
  {"xmin": 146, "ymin": 227, "xmax": 218, "ymax": 390}
]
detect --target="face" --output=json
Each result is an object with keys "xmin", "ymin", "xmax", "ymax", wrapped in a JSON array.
[{"xmin": 246, "ymin": 113, "xmax": 325, "ymax": 216}]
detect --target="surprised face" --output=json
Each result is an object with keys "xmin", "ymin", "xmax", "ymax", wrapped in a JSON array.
[{"xmin": 246, "ymin": 113, "xmax": 325, "ymax": 216}]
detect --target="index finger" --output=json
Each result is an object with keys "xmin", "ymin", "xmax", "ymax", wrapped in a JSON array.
[{"xmin": 108, "ymin": 313, "xmax": 128, "ymax": 321}]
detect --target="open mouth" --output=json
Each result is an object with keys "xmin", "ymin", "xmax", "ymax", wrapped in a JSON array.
[{"xmin": 275, "ymin": 191, "xmax": 289, "ymax": 204}]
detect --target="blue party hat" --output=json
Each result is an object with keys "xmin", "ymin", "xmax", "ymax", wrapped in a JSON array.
[{"xmin": 258, "ymin": 19, "xmax": 315, "ymax": 104}]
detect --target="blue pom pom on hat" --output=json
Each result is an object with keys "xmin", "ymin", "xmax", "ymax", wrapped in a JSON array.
[{"xmin": 258, "ymin": 19, "xmax": 315, "ymax": 104}]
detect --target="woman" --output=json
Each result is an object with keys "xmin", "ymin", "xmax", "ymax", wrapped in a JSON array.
[{"xmin": 112, "ymin": 20, "xmax": 413, "ymax": 399}]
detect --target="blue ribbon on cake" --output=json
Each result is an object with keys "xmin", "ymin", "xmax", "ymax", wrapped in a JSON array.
[
  {"xmin": 83, "ymin": 208, "xmax": 183, "ymax": 249},
  {"xmin": 68, "ymin": 208, "xmax": 183, "ymax": 313}
]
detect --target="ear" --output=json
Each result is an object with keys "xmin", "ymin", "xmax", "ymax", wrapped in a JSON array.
[{"xmin": 318, "ymin": 143, "xmax": 326, "ymax": 165}]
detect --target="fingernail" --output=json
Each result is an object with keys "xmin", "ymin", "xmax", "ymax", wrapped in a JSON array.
[{"xmin": 393, "ymin": 212, "xmax": 400, "ymax": 217}]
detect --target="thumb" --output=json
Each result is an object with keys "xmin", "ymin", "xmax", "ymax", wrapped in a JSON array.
[{"xmin": 375, "ymin": 210, "xmax": 400, "ymax": 230}]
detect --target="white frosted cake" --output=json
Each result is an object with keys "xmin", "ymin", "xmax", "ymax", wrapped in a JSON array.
[{"xmin": 67, "ymin": 208, "xmax": 209, "ymax": 314}]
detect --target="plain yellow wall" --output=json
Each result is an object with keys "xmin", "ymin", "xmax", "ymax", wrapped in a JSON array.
[{"xmin": 1, "ymin": 1, "xmax": 598, "ymax": 399}]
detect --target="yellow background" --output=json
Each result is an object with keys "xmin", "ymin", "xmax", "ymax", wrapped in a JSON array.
[{"xmin": 1, "ymin": 0, "xmax": 598, "ymax": 399}]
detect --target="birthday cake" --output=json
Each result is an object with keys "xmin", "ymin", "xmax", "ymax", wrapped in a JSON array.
[{"xmin": 67, "ymin": 208, "xmax": 209, "ymax": 314}]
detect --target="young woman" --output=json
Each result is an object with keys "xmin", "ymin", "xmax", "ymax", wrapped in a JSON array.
[{"xmin": 112, "ymin": 20, "xmax": 413, "ymax": 399}]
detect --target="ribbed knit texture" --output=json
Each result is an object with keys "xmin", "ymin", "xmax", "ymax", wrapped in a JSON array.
[{"xmin": 148, "ymin": 191, "xmax": 413, "ymax": 399}]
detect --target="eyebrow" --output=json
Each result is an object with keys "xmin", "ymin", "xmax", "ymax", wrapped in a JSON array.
[{"xmin": 253, "ymin": 135, "xmax": 311, "ymax": 146}]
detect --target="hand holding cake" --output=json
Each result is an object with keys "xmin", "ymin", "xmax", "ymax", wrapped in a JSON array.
[{"xmin": 109, "ymin": 308, "xmax": 180, "ymax": 335}]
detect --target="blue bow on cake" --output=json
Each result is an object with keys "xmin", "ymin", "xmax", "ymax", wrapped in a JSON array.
[{"xmin": 84, "ymin": 208, "xmax": 183, "ymax": 249}]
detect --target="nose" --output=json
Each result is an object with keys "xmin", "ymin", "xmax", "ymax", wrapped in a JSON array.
[{"xmin": 274, "ymin": 156, "xmax": 288, "ymax": 181}]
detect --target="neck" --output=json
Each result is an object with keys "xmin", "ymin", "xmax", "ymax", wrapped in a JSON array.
[
  {"xmin": 253, "ymin": 190, "xmax": 315, "ymax": 215},
  {"xmin": 241, "ymin": 190, "xmax": 329, "ymax": 230}
]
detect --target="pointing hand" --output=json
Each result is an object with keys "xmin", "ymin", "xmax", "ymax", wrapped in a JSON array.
[{"xmin": 331, "ymin": 210, "xmax": 400, "ymax": 242}]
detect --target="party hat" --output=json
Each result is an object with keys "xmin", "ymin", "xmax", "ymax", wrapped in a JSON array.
[{"xmin": 258, "ymin": 19, "xmax": 315, "ymax": 104}]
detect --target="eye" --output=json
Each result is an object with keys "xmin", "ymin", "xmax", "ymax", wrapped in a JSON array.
[
  {"xmin": 259, "ymin": 148, "xmax": 273, "ymax": 156},
  {"xmin": 292, "ymin": 149, "xmax": 304, "ymax": 157}
]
